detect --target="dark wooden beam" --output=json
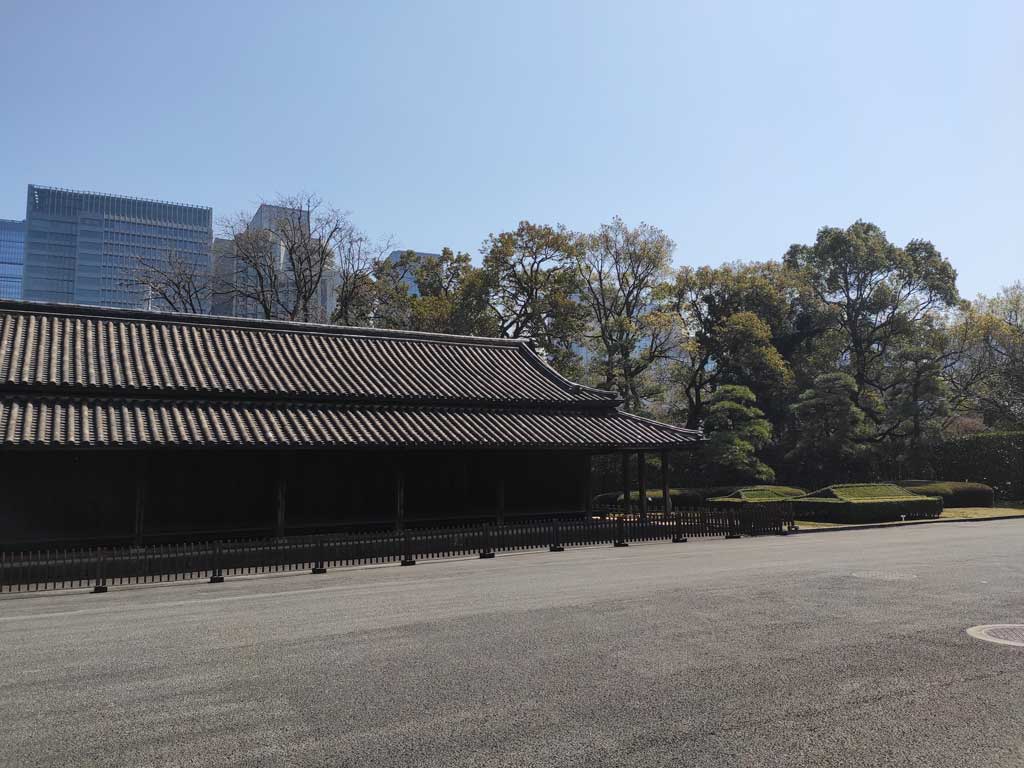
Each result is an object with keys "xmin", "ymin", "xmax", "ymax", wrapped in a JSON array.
[
  {"xmin": 275, "ymin": 454, "xmax": 287, "ymax": 538},
  {"xmin": 496, "ymin": 475, "xmax": 505, "ymax": 526},
  {"xmin": 394, "ymin": 460, "xmax": 405, "ymax": 532},
  {"xmin": 133, "ymin": 454, "xmax": 148, "ymax": 546},
  {"xmin": 661, "ymin": 450, "xmax": 671, "ymax": 513},
  {"xmin": 621, "ymin": 452, "xmax": 630, "ymax": 516},
  {"xmin": 637, "ymin": 451, "xmax": 648, "ymax": 521},
  {"xmin": 583, "ymin": 454, "xmax": 593, "ymax": 517}
]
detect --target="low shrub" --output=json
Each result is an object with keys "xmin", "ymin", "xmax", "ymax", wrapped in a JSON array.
[
  {"xmin": 899, "ymin": 480, "xmax": 995, "ymax": 508},
  {"xmin": 792, "ymin": 483, "xmax": 942, "ymax": 523}
]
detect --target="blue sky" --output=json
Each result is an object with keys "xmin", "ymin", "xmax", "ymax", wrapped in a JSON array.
[{"xmin": 1, "ymin": 1, "xmax": 1020, "ymax": 298}]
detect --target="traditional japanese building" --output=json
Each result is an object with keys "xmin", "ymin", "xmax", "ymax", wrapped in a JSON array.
[{"xmin": 0, "ymin": 300, "xmax": 701, "ymax": 547}]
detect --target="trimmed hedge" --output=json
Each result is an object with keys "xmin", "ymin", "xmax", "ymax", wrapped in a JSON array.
[
  {"xmin": 592, "ymin": 486, "xmax": 806, "ymax": 511},
  {"xmin": 930, "ymin": 431, "xmax": 1024, "ymax": 500},
  {"xmin": 791, "ymin": 484, "xmax": 943, "ymax": 523},
  {"xmin": 708, "ymin": 486, "xmax": 808, "ymax": 507},
  {"xmin": 900, "ymin": 480, "xmax": 995, "ymax": 508}
]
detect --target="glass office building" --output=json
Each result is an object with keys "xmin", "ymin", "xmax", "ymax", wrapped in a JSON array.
[
  {"xmin": 0, "ymin": 219, "xmax": 25, "ymax": 300},
  {"xmin": 22, "ymin": 185, "xmax": 213, "ymax": 309}
]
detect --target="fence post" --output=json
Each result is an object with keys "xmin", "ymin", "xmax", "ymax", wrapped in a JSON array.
[
  {"xmin": 312, "ymin": 535, "xmax": 327, "ymax": 573},
  {"xmin": 400, "ymin": 530, "xmax": 416, "ymax": 566},
  {"xmin": 92, "ymin": 546, "xmax": 108, "ymax": 593},
  {"xmin": 672, "ymin": 511, "xmax": 687, "ymax": 543},
  {"xmin": 209, "ymin": 540, "xmax": 225, "ymax": 583},
  {"xmin": 550, "ymin": 520, "xmax": 564, "ymax": 552},
  {"xmin": 726, "ymin": 508, "xmax": 742, "ymax": 539},
  {"xmin": 614, "ymin": 516, "xmax": 628, "ymax": 547},
  {"xmin": 479, "ymin": 523, "xmax": 495, "ymax": 559}
]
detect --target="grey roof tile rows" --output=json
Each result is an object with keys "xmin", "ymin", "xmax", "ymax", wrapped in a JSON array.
[
  {"xmin": 0, "ymin": 396, "xmax": 698, "ymax": 449},
  {"xmin": 0, "ymin": 301, "xmax": 702, "ymax": 449},
  {"xmin": 0, "ymin": 306, "xmax": 611, "ymax": 403}
]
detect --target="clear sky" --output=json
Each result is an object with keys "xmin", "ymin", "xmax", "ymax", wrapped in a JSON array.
[{"xmin": 1, "ymin": 1, "xmax": 1021, "ymax": 298}]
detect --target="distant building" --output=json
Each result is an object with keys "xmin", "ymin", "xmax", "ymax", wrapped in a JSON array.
[
  {"xmin": 22, "ymin": 185, "xmax": 212, "ymax": 309},
  {"xmin": 0, "ymin": 219, "xmax": 25, "ymax": 300},
  {"xmin": 211, "ymin": 204, "xmax": 338, "ymax": 320},
  {"xmin": 387, "ymin": 250, "xmax": 437, "ymax": 297}
]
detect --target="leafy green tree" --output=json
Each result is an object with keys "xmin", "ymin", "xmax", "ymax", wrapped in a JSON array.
[
  {"xmin": 783, "ymin": 221, "xmax": 959, "ymax": 409},
  {"xmin": 480, "ymin": 221, "xmax": 587, "ymax": 375},
  {"xmin": 409, "ymin": 248, "xmax": 498, "ymax": 337},
  {"xmin": 576, "ymin": 217, "xmax": 676, "ymax": 411},
  {"xmin": 787, "ymin": 372, "xmax": 875, "ymax": 483},
  {"xmin": 971, "ymin": 283, "xmax": 1024, "ymax": 427},
  {"xmin": 703, "ymin": 385, "xmax": 775, "ymax": 483}
]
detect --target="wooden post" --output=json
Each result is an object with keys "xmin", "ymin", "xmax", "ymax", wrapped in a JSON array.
[
  {"xmin": 458, "ymin": 458, "xmax": 469, "ymax": 517},
  {"xmin": 583, "ymin": 454, "xmax": 593, "ymax": 517},
  {"xmin": 133, "ymin": 454, "xmax": 148, "ymax": 546},
  {"xmin": 394, "ymin": 460, "xmax": 405, "ymax": 533},
  {"xmin": 496, "ymin": 475, "xmax": 505, "ymax": 526},
  {"xmin": 621, "ymin": 452, "xmax": 630, "ymax": 516},
  {"xmin": 661, "ymin": 450, "xmax": 672, "ymax": 514},
  {"xmin": 348, "ymin": 456, "xmax": 362, "ymax": 523},
  {"xmin": 275, "ymin": 454, "xmax": 287, "ymax": 538},
  {"xmin": 637, "ymin": 451, "xmax": 648, "ymax": 521}
]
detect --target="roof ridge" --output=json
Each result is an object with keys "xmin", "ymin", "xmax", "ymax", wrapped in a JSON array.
[{"xmin": 0, "ymin": 299, "xmax": 527, "ymax": 348}]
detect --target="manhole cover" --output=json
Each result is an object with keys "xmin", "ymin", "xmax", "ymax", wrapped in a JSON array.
[
  {"xmin": 850, "ymin": 571, "xmax": 917, "ymax": 581},
  {"xmin": 967, "ymin": 625, "xmax": 1024, "ymax": 647}
]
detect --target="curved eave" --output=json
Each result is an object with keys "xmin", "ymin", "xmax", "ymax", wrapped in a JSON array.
[{"xmin": 0, "ymin": 395, "xmax": 703, "ymax": 451}]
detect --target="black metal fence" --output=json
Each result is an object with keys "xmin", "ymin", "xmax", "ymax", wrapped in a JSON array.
[{"xmin": 0, "ymin": 505, "xmax": 794, "ymax": 594}]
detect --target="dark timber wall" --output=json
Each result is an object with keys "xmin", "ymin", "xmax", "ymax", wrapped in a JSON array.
[{"xmin": 0, "ymin": 449, "xmax": 591, "ymax": 547}]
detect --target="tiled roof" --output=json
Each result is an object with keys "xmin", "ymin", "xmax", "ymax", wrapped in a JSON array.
[
  {"xmin": 0, "ymin": 303, "xmax": 610, "ymax": 404},
  {"xmin": 0, "ymin": 397, "xmax": 699, "ymax": 449},
  {"xmin": 0, "ymin": 300, "xmax": 702, "ymax": 450}
]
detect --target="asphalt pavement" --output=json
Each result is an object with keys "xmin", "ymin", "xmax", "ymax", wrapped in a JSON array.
[{"xmin": 2, "ymin": 520, "xmax": 1023, "ymax": 767}]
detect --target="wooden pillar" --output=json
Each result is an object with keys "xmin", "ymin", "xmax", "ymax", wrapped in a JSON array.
[
  {"xmin": 394, "ymin": 460, "xmax": 405, "ymax": 532},
  {"xmin": 661, "ymin": 450, "xmax": 672, "ymax": 513},
  {"xmin": 495, "ymin": 475, "xmax": 505, "ymax": 526},
  {"xmin": 345, "ymin": 454, "xmax": 362, "ymax": 524},
  {"xmin": 458, "ymin": 457, "xmax": 469, "ymax": 517},
  {"xmin": 133, "ymin": 454, "xmax": 148, "ymax": 546},
  {"xmin": 637, "ymin": 451, "xmax": 648, "ymax": 521},
  {"xmin": 621, "ymin": 452, "xmax": 630, "ymax": 515},
  {"xmin": 275, "ymin": 454, "xmax": 287, "ymax": 538},
  {"xmin": 583, "ymin": 454, "xmax": 593, "ymax": 516}
]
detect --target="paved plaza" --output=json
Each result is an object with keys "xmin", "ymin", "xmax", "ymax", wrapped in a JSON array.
[{"xmin": 2, "ymin": 521, "xmax": 1023, "ymax": 767}]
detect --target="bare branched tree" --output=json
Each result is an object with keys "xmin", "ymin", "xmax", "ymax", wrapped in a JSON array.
[
  {"xmin": 221, "ymin": 194, "xmax": 349, "ymax": 323},
  {"xmin": 125, "ymin": 249, "xmax": 212, "ymax": 314},
  {"xmin": 331, "ymin": 230, "xmax": 397, "ymax": 326}
]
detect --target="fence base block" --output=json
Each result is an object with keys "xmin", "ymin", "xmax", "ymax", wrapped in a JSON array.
[
  {"xmin": 614, "ymin": 541, "xmax": 629, "ymax": 548},
  {"xmin": 479, "ymin": 552, "xmax": 495, "ymax": 559},
  {"xmin": 91, "ymin": 585, "xmax": 108, "ymax": 594},
  {"xmin": 672, "ymin": 536, "xmax": 687, "ymax": 543},
  {"xmin": 209, "ymin": 575, "xmax": 225, "ymax": 584},
  {"xmin": 549, "ymin": 545, "xmax": 565, "ymax": 552},
  {"xmin": 401, "ymin": 559, "xmax": 416, "ymax": 566},
  {"xmin": 311, "ymin": 567, "xmax": 327, "ymax": 574},
  {"xmin": 726, "ymin": 533, "xmax": 742, "ymax": 539}
]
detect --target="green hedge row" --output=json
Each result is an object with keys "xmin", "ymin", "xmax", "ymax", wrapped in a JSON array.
[
  {"xmin": 930, "ymin": 432, "xmax": 1024, "ymax": 499},
  {"xmin": 594, "ymin": 486, "xmax": 807, "ymax": 511},
  {"xmin": 899, "ymin": 481, "xmax": 995, "ymax": 508},
  {"xmin": 792, "ymin": 497, "xmax": 942, "ymax": 524}
]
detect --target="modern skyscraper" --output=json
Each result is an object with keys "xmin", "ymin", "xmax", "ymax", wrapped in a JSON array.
[
  {"xmin": 387, "ymin": 250, "xmax": 436, "ymax": 297},
  {"xmin": 22, "ymin": 185, "xmax": 212, "ymax": 309},
  {"xmin": 0, "ymin": 219, "xmax": 25, "ymax": 300},
  {"xmin": 211, "ymin": 203, "xmax": 338, "ymax": 320}
]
